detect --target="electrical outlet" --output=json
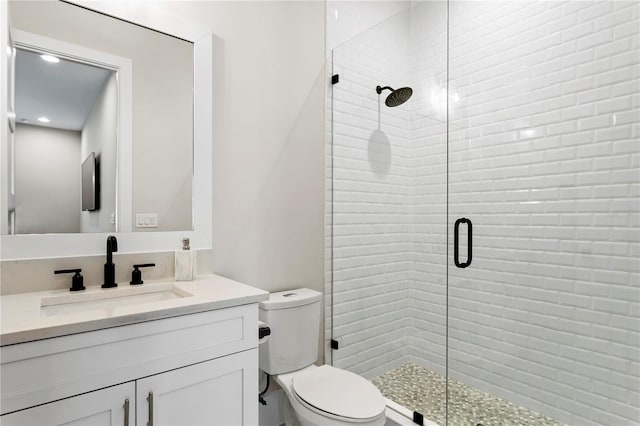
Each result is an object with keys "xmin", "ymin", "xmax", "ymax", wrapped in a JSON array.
[{"xmin": 136, "ymin": 213, "xmax": 158, "ymax": 228}]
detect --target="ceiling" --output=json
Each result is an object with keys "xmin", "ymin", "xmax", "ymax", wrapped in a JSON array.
[{"xmin": 15, "ymin": 48, "xmax": 113, "ymax": 131}]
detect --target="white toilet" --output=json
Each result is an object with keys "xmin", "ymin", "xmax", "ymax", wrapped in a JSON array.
[{"xmin": 259, "ymin": 288, "xmax": 386, "ymax": 426}]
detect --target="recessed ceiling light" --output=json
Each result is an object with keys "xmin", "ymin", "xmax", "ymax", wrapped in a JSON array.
[
  {"xmin": 20, "ymin": 119, "xmax": 29, "ymax": 123},
  {"xmin": 37, "ymin": 117, "xmax": 50, "ymax": 123},
  {"xmin": 40, "ymin": 54, "xmax": 60, "ymax": 63}
]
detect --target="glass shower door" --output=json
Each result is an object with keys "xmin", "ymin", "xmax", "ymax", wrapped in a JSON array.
[
  {"xmin": 447, "ymin": 1, "xmax": 640, "ymax": 425},
  {"xmin": 329, "ymin": 2, "xmax": 449, "ymax": 424},
  {"xmin": 331, "ymin": 1, "xmax": 638, "ymax": 425}
]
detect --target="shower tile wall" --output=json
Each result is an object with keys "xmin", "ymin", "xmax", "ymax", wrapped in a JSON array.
[
  {"xmin": 330, "ymin": 10, "xmax": 416, "ymax": 378},
  {"xmin": 329, "ymin": 1, "xmax": 639, "ymax": 425},
  {"xmin": 445, "ymin": 2, "xmax": 639, "ymax": 425},
  {"xmin": 407, "ymin": 1, "xmax": 448, "ymax": 375},
  {"xmin": 324, "ymin": 0, "xmax": 413, "ymax": 366}
]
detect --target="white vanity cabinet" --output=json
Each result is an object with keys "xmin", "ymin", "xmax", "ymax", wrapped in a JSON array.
[
  {"xmin": 1, "ymin": 382, "xmax": 134, "ymax": 426},
  {"xmin": 136, "ymin": 350, "xmax": 255, "ymax": 426},
  {"xmin": 0, "ymin": 303, "xmax": 260, "ymax": 426}
]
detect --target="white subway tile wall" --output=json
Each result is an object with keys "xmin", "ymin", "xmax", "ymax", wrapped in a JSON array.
[
  {"xmin": 447, "ymin": 2, "xmax": 639, "ymax": 425},
  {"xmin": 330, "ymin": 9, "xmax": 416, "ymax": 379},
  {"xmin": 327, "ymin": 1, "xmax": 639, "ymax": 425},
  {"xmin": 408, "ymin": 1, "xmax": 448, "ymax": 379}
]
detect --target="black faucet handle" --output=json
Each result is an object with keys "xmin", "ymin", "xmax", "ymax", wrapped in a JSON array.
[
  {"xmin": 54, "ymin": 268, "xmax": 81, "ymax": 274},
  {"xmin": 54, "ymin": 268, "xmax": 85, "ymax": 292},
  {"xmin": 130, "ymin": 263, "xmax": 156, "ymax": 285}
]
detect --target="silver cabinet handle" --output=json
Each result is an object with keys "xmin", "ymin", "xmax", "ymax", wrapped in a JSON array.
[
  {"xmin": 147, "ymin": 391, "xmax": 154, "ymax": 426},
  {"xmin": 123, "ymin": 399, "xmax": 130, "ymax": 426}
]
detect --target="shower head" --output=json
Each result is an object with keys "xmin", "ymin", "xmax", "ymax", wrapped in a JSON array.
[{"xmin": 376, "ymin": 85, "xmax": 413, "ymax": 107}]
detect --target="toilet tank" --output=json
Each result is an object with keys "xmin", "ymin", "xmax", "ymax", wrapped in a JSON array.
[{"xmin": 259, "ymin": 288, "xmax": 322, "ymax": 375}]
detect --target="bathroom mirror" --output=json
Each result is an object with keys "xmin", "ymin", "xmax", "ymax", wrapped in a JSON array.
[
  {"xmin": 0, "ymin": 1, "xmax": 213, "ymax": 258},
  {"xmin": 6, "ymin": 0, "xmax": 193, "ymax": 235}
]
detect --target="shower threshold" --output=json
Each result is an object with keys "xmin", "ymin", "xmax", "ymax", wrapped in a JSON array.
[{"xmin": 372, "ymin": 363, "xmax": 564, "ymax": 426}]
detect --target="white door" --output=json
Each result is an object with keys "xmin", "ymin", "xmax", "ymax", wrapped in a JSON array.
[
  {"xmin": 1, "ymin": 382, "xmax": 134, "ymax": 426},
  {"xmin": 136, "ymin": 349, "xmax": 258, "ymax": 426}
]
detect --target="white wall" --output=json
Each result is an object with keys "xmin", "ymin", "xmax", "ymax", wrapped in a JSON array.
[
  {"xmin": 154, "ymin": 1, "xmax": 326, "ymax": 297},
  {"xmin": 14, "ymin": 124, "xmax": 81, "ymax": 234},
  {"xmin": 328, "ymin": 1, "xmax": 640, "ymax": 425},
  {"xmin": 81, "ymin": 72, "xmax": 116, "ymax": 233}
]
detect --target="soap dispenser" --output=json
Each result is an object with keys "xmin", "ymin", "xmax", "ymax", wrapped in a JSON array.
[{"xmin": 175, "ymin": 238, "xmax": 197, "ymax": 281}]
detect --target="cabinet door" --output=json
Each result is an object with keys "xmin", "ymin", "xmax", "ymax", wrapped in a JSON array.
[
  {"xmin": 136, "ymin": 349, "xmax": 258, "ymax": 426},
  {"xmin": 1, "ymin": 382, "xmax": 134, "ymax": 426}
]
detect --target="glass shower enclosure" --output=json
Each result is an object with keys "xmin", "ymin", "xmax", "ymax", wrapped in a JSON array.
[{"xmin": 328, "ymin": 2, "xmax": 639, "ymax": 425}]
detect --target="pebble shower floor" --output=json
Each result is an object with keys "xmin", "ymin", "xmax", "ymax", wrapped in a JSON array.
[{"xmin": 372, "ymin": 363, "xmax": 563, "ymax": 426}]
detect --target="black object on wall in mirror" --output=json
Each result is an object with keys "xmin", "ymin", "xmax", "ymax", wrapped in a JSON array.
[{"xmin": 81, "ymin": 152, "xmax": 100, "ymax": 211}]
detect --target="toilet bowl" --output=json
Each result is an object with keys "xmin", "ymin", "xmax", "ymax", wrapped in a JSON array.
[
  {"xmin": 274, "ymin": 365, "xmax": 386, "ymax": 426},
  {"xmin": 259, "ymin": 289, "xmax": 386, "ymax": 426}
]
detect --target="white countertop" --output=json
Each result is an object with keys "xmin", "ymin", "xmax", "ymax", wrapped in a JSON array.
[{"xmin": 1, "ymin": 274, "xmax": 268, "ymax": 346}]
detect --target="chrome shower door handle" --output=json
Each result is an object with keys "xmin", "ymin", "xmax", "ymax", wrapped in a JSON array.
[
  {"xmin": 147, "ymin": 391, "xmax": 154, "ymax": 426},
  {"xmin": 454, "ymin": 218, "xmax": 472, "ymax": 268}
]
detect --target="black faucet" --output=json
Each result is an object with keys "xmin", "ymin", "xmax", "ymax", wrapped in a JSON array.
[{"xmin": 102, "ymin": 235, "xmax": 118, "ymax": 288}]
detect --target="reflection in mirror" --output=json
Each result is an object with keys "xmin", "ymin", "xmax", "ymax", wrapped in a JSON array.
[
  {"xmin": 14, "ymin": 47, "xmax": 117, "ymax": 234},
  {"xmin": 7, "ymin": 0, "xmax": 194, "ymax": 235},
  {"xmin": 1, "ymin": 0, "xmax": 212, "ymax": 259}
]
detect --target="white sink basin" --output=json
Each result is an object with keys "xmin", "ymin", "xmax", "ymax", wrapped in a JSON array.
[{"xmin": 40, "ymin": 284, "xmax": 194, "ymax": 316}]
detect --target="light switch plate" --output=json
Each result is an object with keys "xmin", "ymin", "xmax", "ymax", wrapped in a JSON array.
[{"xmin": 136, "ymin": 213, "xmax": 158, "ymax": 228}]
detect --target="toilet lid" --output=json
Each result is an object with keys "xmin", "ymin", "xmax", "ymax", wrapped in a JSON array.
[{"xmin": 292, "ymin": 365, "xmax": 386, "ymax": 420}]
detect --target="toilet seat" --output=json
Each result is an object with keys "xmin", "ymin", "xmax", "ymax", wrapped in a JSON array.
[{"xmin": 291, "ymin": 365, "xmax": 386, "ymax": 423}]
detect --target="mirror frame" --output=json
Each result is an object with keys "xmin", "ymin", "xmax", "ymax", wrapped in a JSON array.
[{"xmin": 0, "ymin": 1, "xmax": 213, "ymax": 259}]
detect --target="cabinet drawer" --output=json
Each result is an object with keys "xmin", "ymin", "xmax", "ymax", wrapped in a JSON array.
[{"xmin": 1, "ymin": 304, "xmax": 258, "ymax": 415}]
